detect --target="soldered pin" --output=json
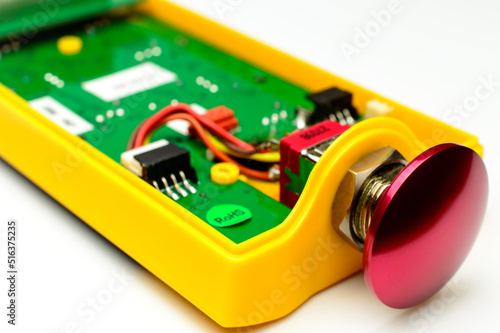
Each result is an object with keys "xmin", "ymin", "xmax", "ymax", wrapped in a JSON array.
[
  {"xmin": 335, "ymin": 110, "xmax": 347, "ymax": 125},
  {"xmin": 343, "ymin": 108, "xmax": 356, "ymax": 125},
  {"xmin": 180, "ymin": 170, "xmax": 197, "ymax": 194},
  {"xmin": 161, "ymin": 177, "xmax": 180, "ymax": 200},
  {"xmin": 171, "ymin": 174, "xmax": 188, "ymax": 197}
]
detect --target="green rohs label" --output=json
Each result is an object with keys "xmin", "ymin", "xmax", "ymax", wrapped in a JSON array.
[{"xmin": 206, "ymin": 204, "xmax": 253, "ymax": 228}]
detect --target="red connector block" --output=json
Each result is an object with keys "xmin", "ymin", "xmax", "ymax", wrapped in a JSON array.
[
  {"xmin": 280, "ymin": 120, "xmax": 350, "ymax": 208},
  {"xmin": 189, "ymin": 105, "xmax": 239, "ymax": 137}
]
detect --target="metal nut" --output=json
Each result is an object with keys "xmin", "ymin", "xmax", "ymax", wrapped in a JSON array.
[{"xmin": 331, "ymin": 147, "xmax": 407, "ymax": 251}]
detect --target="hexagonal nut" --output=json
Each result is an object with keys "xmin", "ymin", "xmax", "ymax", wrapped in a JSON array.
[{"xmin": 331, "ymin": 147, "xmax": 407, "ymax": 250}]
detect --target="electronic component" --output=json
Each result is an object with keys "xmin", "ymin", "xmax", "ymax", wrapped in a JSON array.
[
  {"xmin": 294, "ymin": 106, "xmax": 312, "ymax": 129},
  {"xmin": 203, "ymin": 105, "xmax": 239, "ymax": 131},
  {"xmin": 57, "ymin": 36, "xmax": 83, "ymax": 56},
  {"xmin": 211, "ymin": 162, "xmax": 240, "ymax": 185},
  {"xmin": 280, "ymin": 120, "xmax": 350, "ymax": 208},
  {"xmin": 121, "ymin": 139, "xmax": 197, "ymax": 199},
  {"xmin": 189, "ymin": 105, "xmax": 238, "ymax": 136},
  {"xmin": 306, "ymin": 87, "xmax": 359, "ymax": 125},
  {"xmin": 364, "ymin": 99, "xmax": 394, "ymax": 118}
]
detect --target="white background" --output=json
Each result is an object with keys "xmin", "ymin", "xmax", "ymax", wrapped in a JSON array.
[{"xmin": 2, "ymin": 0, "xmax": 500, "ymax": 332}]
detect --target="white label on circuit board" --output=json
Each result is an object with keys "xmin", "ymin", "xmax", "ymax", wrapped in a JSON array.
[
  {"xmin": 81, "ymin": 62, "xmax": 177, "ymax": 102},
  {"xmin": 29, "ymin": 96, "xmax": 94, "ymax": 136},
  {"xmin": 167, "ymin": 103, "xmax": 207, "ymax": 135}
]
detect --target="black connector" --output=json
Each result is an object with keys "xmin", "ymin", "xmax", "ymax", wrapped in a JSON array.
[
  {"xmin": 121, "ymin": 139, "xmax": 198, "ymax": 199},
  {"xmin": 306, "ymin": 87, "xmax": 359, "ymax": 124},
  {"xmin": 134, "ymin": 142, "xmax": 197, "ymax": 185}
]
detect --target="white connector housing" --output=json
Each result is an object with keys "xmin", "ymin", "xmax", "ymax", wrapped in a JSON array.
[
  {"xmin": 120, "ymin": 139, "xmax": 170, "ymax": 177},
  {"xmin": 365, "ymin": 99, "xmax": 394, "ymax": 118}
]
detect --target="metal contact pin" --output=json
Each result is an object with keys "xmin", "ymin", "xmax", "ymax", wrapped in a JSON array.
[
  {"xmin": 180, "ymin": 171, "xmax": 197, "ymax": 194},
  {"xmin": 171, "ymin": 174, "xmax": 188, "ymax": 197},
  {"xmin": 161, "ymin": 177, "xmax": 179, "ymax": 200}
]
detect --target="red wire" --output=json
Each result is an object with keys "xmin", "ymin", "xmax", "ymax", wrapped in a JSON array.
[
  {"xmin": 152, "ymin": 113, "xmax": 271, "ymax": 180},
  {"xmin": 133, "ymin": 103, "xmax": 254, "ymax": 151}
]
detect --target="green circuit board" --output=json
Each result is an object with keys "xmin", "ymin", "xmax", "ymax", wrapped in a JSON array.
[
  {"xmin": 0, "ymin": 0, "xmax": 141, "ymax": 39},
  {"xmin": 0, "ymin": 10, "xmax": 314, "ymax": 244}
]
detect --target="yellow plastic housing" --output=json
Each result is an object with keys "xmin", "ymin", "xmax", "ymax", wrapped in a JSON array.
[{"xmin": 0, "ymin": 0, "xmax": 482, "ymax": 327}]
